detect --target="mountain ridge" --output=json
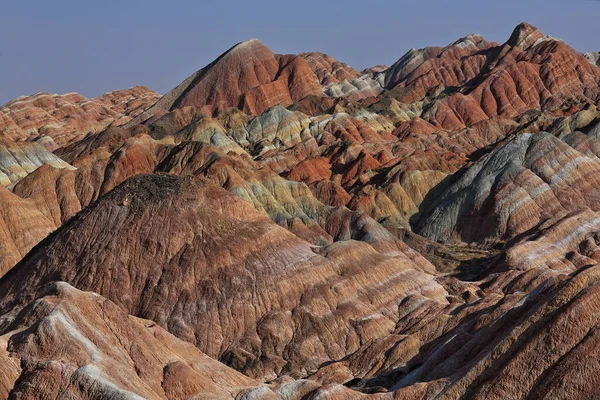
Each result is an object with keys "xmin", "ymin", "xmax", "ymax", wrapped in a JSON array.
[{"xmin": 2, "ymin": 21, "xmax": 600, "ymax": 399}]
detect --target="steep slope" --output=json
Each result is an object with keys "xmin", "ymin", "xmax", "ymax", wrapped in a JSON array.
[
  {"xmin": 417, "ymin": 132, "xmax": 600, "ymax": 245},
  {"xmin": 130, "ymin": 39, "xmax": 325, "ymax": 121},
  {"xmin": 0, "ymin": 282, "xmax": 272, "ymax": 399},
  {"xmin": 300, "ymin": 52, "xmax": 361, "ymax": 86},
  {"xmin": 382, "ymin": 23, "xmax": 600, "ymax": 132},
  {"xmin": 0, "ymin": 185, "xmax": 55, "ymax": 275},
  {"xmin": 388, "ymin": 263, "xmax": 600, "ymax": 400},
  {"xmin": 585, "ymin": 52, "xmax": 600, "ymax": 67},
  {"xmin": 382, "ymin": 33, "xmax": 496, "ymax": 93},
  {"xmin": 0, "ymin": 174, "xmax": 447, "ymax": 380},
  {"xmin": 0, "ymin": 141, "xmax": 75, "ymax": 186}
]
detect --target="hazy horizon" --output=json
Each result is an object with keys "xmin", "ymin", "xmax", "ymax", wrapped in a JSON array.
[{"xmin": 2, "ymin": 0, "xmax": 599, "ymax": 105}]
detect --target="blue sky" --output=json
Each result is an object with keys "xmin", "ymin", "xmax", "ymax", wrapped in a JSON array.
[{"xmin": 1, "ymin": 0, "xmax": 599, "ymax": 104}]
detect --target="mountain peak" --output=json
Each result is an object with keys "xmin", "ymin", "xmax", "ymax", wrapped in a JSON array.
[
  {"xmin": 235, "ymin": 37, "xmax": 262, "ymax": 47},
  {"xmin": 226, "ymin": 38, "xmax": 270, "ymax": 55},
  {"xmin": 507, "ymin": 22, "xmax": 544, "ymax": 49}
]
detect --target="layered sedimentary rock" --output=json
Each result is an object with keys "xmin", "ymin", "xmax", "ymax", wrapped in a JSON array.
[
  {"xmin": 0, "ymin": 282, "xmax": 270, "ymax": 399},
  {"xmin": 417, "ymin": 132, "xmax": 600, "ymax": 245},
  {"xmin": 0, "ymin": 185, "xmax": 55, "ymax": 275},
  {"xmin": 6, "ymin": 22, "xmax": 598, "ymax": 256},
  {"xmin": 585, "ymin": 52, "xmax": 600, "ymax": 67},
  {"xmin": 0, "ymin": 281, "xmax": 377, "ymax": 399},
  {"xmin": 0, "ymin": 141, "xmax": 75, "ymax": 186},
  {"xmin": 129, "ymin": 39, "xmax": 325, "ymax": 121},
  {"xmin": 0, "ymin": 142, "xmax": 75, "ymax": 274},
  {"xmin": 300, "ymin": 52, "xmax": 361, "ymax": 86},
  {"xmin": 497, "ymin": 208, "xmax": 600, "ymax": 272},
  {"xmin": 381, "ymin": 34, "xmax": 496, "ymax": 95},
  {"xmin": 387, "ymin": 263, "xmax": 600, "ymax": 399},
  {"xmin": 380, "ymin": 22, "xmax": 600, "ymax": 132},
  {"xmin": 0, "ymin": 174, "xmax": 446, "ymax": 382},
  {"xmin": 129, "ymin": 40, "xmax": 390, "ymax": 126},
  {"xmin": 2, "ymin": 21, "xmax": 600, "ymax": 400},
  {"xmin": 69, "ymin": 23, "xmax": 599, "ymax": 244},
  {"xmin": 0, "ymin": 86, "xmax": 159, "ymax": 148},
  {"xmin": 324, "ymin": 75, "xmax": 384, "ymax": 102}
]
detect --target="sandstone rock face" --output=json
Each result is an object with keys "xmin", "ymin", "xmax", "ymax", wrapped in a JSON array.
[
  {"xmin": 387, "ymin": 263, "xmax": 600, "ymax": 400},
  {"xmin": 130, "ymin": 39, "xmax": 325, "ymax": 120},
  {"xmin": 4, "ymin": 21, "xmax": 600, "ymax": 399},
  {"xmin": 0, "ymin": 175, "xmax": 446, "ymax": 382},
  {"xmin": 324, "ymin": 75, "xmax": 384, "ymax": 102},
  {"xmin": 0, "ymin": 142, "xmax": 75, "ymax": 186},
  {"xmin": 300, "ymin": 52, "xmax": 361, "ymax": 86},
  {"xmin": 417, "ymin": 132, "xmax": 600, "ymax": 245},
  {"xmin": 0, "ymin": 142, "xmax": 75, "ymax": 275},
  {"xmin": 506, "ymin": 21, "xmax": 546, "ymax": 49},
  {"xmin": 0, "ymin": 282, "xmax": 270, "ymax": 399},
  {"xmin": 381, "ymin": 34, "xmax": 496, "ymax": 93},
  {"xmin": 585, "ymin": 52, "xmax": 600, "ymax": 67},
  {"xmin": 0, "ymin": 185, "xmax": 55, "ymax": 276},
  {"xmin": 380, "ymin": 22, "xmax": 600, "ymax": 131},
  {"xmin": 0, "ymin": 86, "xmax": 159, "ymax": 148},
  {"xmin": 129, "ymin": 42, "xmax": 388, "ymax": 125}
]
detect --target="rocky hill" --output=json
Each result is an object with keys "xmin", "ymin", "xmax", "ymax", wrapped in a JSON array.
[{"xmin": 1, "ymin": 22, "xmax": 600, "ymax": 399}]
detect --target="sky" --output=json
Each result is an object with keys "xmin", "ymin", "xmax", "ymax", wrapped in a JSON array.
[{"xmin": 1, "ymin": 0, "xmax": 599, "ymax": 105}]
